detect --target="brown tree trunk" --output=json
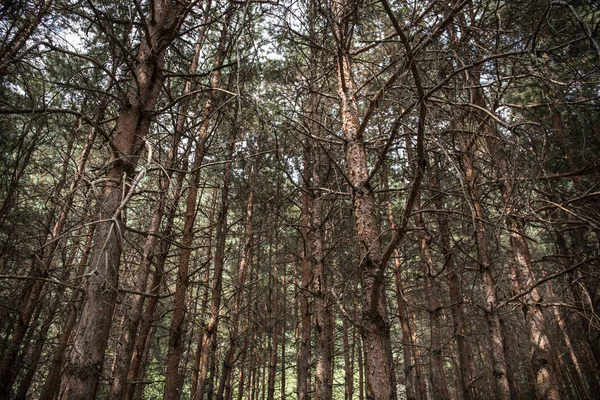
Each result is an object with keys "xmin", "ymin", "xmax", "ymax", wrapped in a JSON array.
[
  {"xmin": 507, "ymin": 216, "xmax": 562, "ymax": 400},
  {"xmin": 302, "ymin": 35, "xmax": 334, "ymax": 398},
  {"xmin": 123, "ymin": 165, "xmax": 185, "ymax": 400},
  {"xmin": 382, "ymin": 165, "xmax": 422, "ymax": 400},
  {"xmin": 297, "ymin": 143, "xmax": 313, "ymax": 400},
  {"xmin": 415, "ymin": 209, "xmax": 450, "ymax": 400},
  {"xmin": 332, "ymin": 0, "xmax": 395, "ymax": 397},
  {"xmin": 343, "ymin": 315, "xmax": 354, "ymax": 400},
  {"xmin": 163, "ymin": 12, "xmax": 228, "ymax": 399},
  {"xmin": 429, "ymin": 161, "xmax": 476, "ymax": 400},
  {"xmin": 59, "ymin": 3, "xmax": 188, "ymax": 398},
  {"xmin": 190, "ymin": 188, "xmax": 218, "ymax": 398},
  {"xmin": 0, "ymin": 108, "xmax": 98, "ymax": 397},
  {"xmin": 109, "ymin": 10, "xmax": 209, "ymax": 399},
  {"xmin": 109, "ymin": 187, "xmax": 167, "ymax": 400},
  {"xmin": 267, "ymin": 214, "xmax": 280, "ymax": 400},
  {"xmin": 15, "ymin": 288, "xmax": 63, "ymax": 400},
  {"xmin": 195, "ymin": 111, "xmax": 237, "ymax": 400},
  {"xmin": 280, "ymin": 259, "xmax": 288, "ymax": 399},
  {"xmin": 459, "ymin": 129, "xmax": 511, "ymax": 400},
  {"xmin": 217, "ymin": 161, "xmax": 257, "ymax": 400},
  {"xmin": 39, "ymin": 225, "xmax": 95, "ymax": 400},
  {"xmin": 550, "ymin": 291, "xmax": 593, "ymax": 398},
  {"xmin": 16, "ymin": 231, "xmax": 86, "ymax": 399}
]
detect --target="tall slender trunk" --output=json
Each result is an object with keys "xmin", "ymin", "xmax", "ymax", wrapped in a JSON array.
[
  {"xmin": 123, "ymin": 166, "xmax": 185, "ymax": 400},
  {"xmin": 39, "ymin": 224, "xmax": 95, "ymax": 400},
  {"xmin": 507, "ymin": 215, "xmax": 562, "ymax": 399},
  {"xmin": 110, "ymin": 10, "xmax": 210, "ymax": 399},
  {"xmin": 548, "ymin": 282, "xmax": 593, "ymax": 398},
  {"xmin": 217, "ymin": 161, "xmax": 257, "ymax": 400},
  {"xmin": 163, "ymin": 11, "xmax": 228, "ymax": 399},
  {"xmin": 190, "ymin": 188, "xmax": 218, "ymax": 397},
  {"xmin": 59, "ymin": 3, "xmax": 187, "ymax": 397},
  {"xmin": 17, "ymin": 229, "xmax": 87, "ymax": 399},
  {"xmin": 382, "ymin": 166, "xmax": 422, "ymax": 400},
  {"xmin": 343, "ymin": 315, "xmax": 354, "ymax": 400},
  {"xmin": 297, "ymin": 145, "xmax": 312, "ymax": 400},
  {"xmin": 195, "ymin": 112, "xmax": 237, "ymax": 400},
  {"xmin": 267, "ymin": 203, "xmax": 280, "ymax": 400},
  {"xmin": 332, "ymin": 0, "xmax": 394, "ymax": 397},
  {"xmin": 459, "ymin": 130, "xmax": 510, "ymax": 400},
  {"xmin": 0, "ymin": 108, "xmax": 98, "ymax": 397},
  {"xmin": 280, "ymin": 259, "xmax": 287, "ymax": 399},
  {"xmin": 415, "ymin": 208, "xmax": 450, "ymax": 400},
  {"xmin": 303, "ymin": 40, "xmax": 334, "ymax": 400},
  {"xmin": 429, "ymin": 161, "xmax": 476, "ymax": 400}
]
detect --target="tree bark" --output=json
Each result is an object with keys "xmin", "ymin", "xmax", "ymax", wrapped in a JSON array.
[
  {"xmin": 195, "ymin": 108, "xmax": 237, "ymax": 400},
  {"xmin": 429, "ymin": 160, "xmax": 476, "ymax": 400},
  {"xmin": 0, "ymin": 107, "xmax": 98, "ymax": 397},
  {"xmin": 59, "ymin": 2, "xmax": 188, "ymax": 397},
  {"xmin": 217, "ymin": 160, "xmax": 257, "ymax": 400},
  {"xmin": 332, "ymin": 0, "xmax": 395, "ymax": 397},
  {"xmin": 163, "ymin": 10, "xmax": 228, "ymax": 398},
  {"xmin": 459, "ymin": 130, "xmax": 511, "ymax": 400},
  {"xmin": 39, "ymin": 224, "xmax": 95, "ymax": 400}
]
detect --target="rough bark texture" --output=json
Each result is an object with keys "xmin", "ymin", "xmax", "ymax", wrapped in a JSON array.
[
  {"xmin": 111, "ymin": 11, "xmax": 207, "ymax": 399},
  {"xmin": 38, "ymin": 225, "xmax": 95, "ymax": 400},
  {"xmin": 508, "ymin": 217, "xmax": 562, "ymax": 400},
  {"xmin": 297, "ymin": 138, "xmax": 313, "ymax": 400},
  {"xmin": 217, "ymin": 161, "xmax": 256, "ymax": 400},
  {"xmin": 332, "ymin": 1, "xmax": 394, "ymax": 398},
  {"xmin": 58, "ymin": 2, "xmax": 187, "ymax": 397},
  {"xmin": 416, "ymin": 211, "xmax": 450, "ymax": 400},
  {"xmin": 383, "ymin": 166, "xmax": 422, "ymax": 400}
]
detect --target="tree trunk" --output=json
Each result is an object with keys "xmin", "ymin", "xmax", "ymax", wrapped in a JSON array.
[
  {"xmin": 110, "ymin": 10, "xmax": 209, "ymax": 399},
  {"xmin": 459, "ymin": 130, "xmax": 511, "ymax": 400},
  {"xmin": 332, "ymin": 0, "xmax": 395, "ymax": 397},
  {"xmin": 416, "ymin": 209, "xmax": 450, "ymax": 400},
  {"xmin": 59, "ymin": 2, "xmax": 187, "ymax": 397},
  {"xmin": 39, "ymin": 224, "xmax": 95, "ymax": 400},
  {"xmin": 343, "ymin": 315, "xmax": 354, "ymax": 400},
  {"xmin": 217, "ymin": 160, "xmax": 257, "ymax": 400},
  {"xmin": 297, "ymin": 144, "xmax": 313, "ymax": 400},
  {"xmin": 195, "ymin": 112, "xmax": 237, "ymax": 400},
  {"xmin": 0, "ymin": 108, "xmax": 98, "ymax": 397},
  {"xmin": 163, "ymin": 12, "xmax": 228, "ymax": 398},
  {"xmin": 190, "ymin": 189, "xmax": 218, "ymax": 398},
  {"xmin": 507, "ymin": 216, "xmax": 562, "ymax": 400},
  {"xmin": 429, "ymin": 161, "xmax": 476, "ymax": 400}
]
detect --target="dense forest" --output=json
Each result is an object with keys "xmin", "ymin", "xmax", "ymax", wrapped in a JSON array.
[{"xmin": 1, "ymin": 0, "xmax": 599, "ymax": 399}]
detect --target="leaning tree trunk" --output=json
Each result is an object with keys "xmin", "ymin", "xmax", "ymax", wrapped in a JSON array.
[
  {"xmin": 38, "ymin": 224, "xmax": 95, "ymax": 400},
  {"xmin": 109, "ymin": 10, "xmax": 211, "ymax": 399},
  {"xmin": 59, "ymin": 2, "xmax": 188, "ymax": 397}
]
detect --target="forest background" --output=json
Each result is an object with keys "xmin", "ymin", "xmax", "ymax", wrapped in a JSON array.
[{"xmin": 1, "ymin": 0, "xmax": 599, "ymax": 399}]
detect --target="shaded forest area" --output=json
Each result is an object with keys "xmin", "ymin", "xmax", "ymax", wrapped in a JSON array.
[{"xmin": 1, "ymin": 0, "xmax": 600, "ymax": 399}]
